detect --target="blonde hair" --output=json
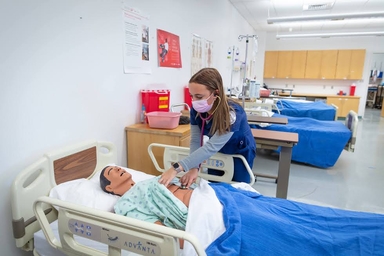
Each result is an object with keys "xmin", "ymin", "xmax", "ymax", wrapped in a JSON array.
[{"xmin": 189, "ymin": 68, "xmax": 239, "ymax": 135}]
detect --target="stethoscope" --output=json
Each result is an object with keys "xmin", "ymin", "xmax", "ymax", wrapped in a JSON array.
[{"xmin": 199, "ymin": 113, "xmax": 213, "ymax": 146}]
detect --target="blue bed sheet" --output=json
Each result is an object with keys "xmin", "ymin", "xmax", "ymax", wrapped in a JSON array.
[
  {"xmin": 250, "ymin": 114, "xmax": 352, "ymax": 168},
  {"xmin": 275, "ymin": 100, "xmax": 336, "ymax": 121},
  {"xmin": 207, "ymin": 183, "xmax": 384, "ymax": 256}
]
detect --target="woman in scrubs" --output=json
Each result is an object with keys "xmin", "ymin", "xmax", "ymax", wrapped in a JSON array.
[{"xmin": 159, "ymin": 68, "xmax": 256, "ymax": 188}]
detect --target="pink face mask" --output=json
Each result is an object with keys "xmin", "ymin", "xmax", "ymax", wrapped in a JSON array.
[{"xmin": 192, "ymin": 94, "xmax": 214, "ymax": 113}]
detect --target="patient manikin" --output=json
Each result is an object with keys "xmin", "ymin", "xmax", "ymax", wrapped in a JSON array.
[
  {"xmin": 100, "ymin": 165, "xmax": 193, "ymax": 207},
  {"xmin": 100, "ymin": 165, "xmax": 196, "ymax": 248}
]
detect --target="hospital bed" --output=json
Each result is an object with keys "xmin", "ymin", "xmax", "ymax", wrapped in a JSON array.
[
  {"xmin": 246, "ymin": 107, "xmax": 358, "ymax": 168},
  {"xmin": 11, "ymin": 141, "xmax": 384, "ymax": 255},
  {"xmin": 11, "ymin": 140, "xmax": 255, "ymax": 256}
]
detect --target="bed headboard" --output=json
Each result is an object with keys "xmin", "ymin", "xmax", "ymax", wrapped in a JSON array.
[{"xmin": 11, "ymin": 140, "xmax": 117, "ymax": 251}]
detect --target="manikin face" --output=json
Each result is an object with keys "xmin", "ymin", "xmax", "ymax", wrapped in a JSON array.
[{"xmin": 103, "ymin": 166, "xmax": 135, "ymax": 196}]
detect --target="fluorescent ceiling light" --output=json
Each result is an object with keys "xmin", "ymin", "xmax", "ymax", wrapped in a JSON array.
[
  {"xmin": 268, "ymin": 11, "xmax": 384, "ymax": 24},
  {"xmin": 276, "ymin": 31, "xmax": 384, "ymax": 39}
]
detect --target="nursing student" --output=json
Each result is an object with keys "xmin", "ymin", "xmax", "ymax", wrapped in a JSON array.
[{"xmin": 158, "ymin": 68, "xmax": 256, "ymax": 188}]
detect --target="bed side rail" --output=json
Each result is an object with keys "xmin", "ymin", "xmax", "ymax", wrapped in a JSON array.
[
  {"xmin": 34, "ymin": 196, "xmax": 206, "ymax": 256},
  {"xmin": 243, "ymin": 100, "xmax": 281, "ymax": 114},
  {"xmin": 344, "ymin": 110, "xmax": 358, "ymax": 152},
  {"xmin": 331, "ymin": 104, "xmax": 339, "ymax": 120},
  {"xmin": 148, "ymin": 143, "xmax": 255, "ymax": 186}
]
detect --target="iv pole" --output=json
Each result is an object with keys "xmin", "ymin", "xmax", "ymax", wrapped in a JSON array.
[{"xmin": 238, "ymin": 34, "xmax": 258, "ymax": 108}]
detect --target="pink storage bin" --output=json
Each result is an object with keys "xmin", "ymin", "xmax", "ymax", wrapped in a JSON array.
[
  {"xmin": 146, "ymin": 111, "xmax": 181, "ymax": 129},
  {"xmin": 259, "ymin": 89, "xmax": 271, "ymax": 97}
]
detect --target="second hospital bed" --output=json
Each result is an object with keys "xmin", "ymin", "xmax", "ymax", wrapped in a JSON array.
[
  {"xmin": 11, "ymin": 140, "xmax": 384, "ymax": 256},
  {"xmin": 246, "ymin": 104, "xmax": 358, "ymax": 168}
]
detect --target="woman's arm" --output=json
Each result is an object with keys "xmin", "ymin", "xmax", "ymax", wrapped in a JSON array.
[{"xmin": 179, "ymin": 131, "xmax": 233, "ymax": 172}]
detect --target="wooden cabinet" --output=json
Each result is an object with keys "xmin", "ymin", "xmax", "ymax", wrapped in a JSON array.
[
  {"xmin": 305, "ymin": 50, "xmax": 337, "ymax": 79},
  {"xmin": 125, "ymin": 124, "xmax": 190, "ymax": 176},
  {"xmin": 326, "ymin": 96, "xmax": 360, "ymax": 118},
  {"xmin": 335, "ymin": 49, "xmax": 366, "ymax": 80},
  {"xmin": 349, "ymin": 49, "xmax": 366, "ymax": 80},
  {"xmin": 320, "ymin": 50, "xmax": 338, "ymax": 79},
  {"xmin": 264, "ymin": 49, "xmax": 365, "ymax": 80},
  {"xmin": 305, "ymin": 51, "xmax": 322, "ymax": 79},
  {"xmin": 335, "ymin": 50, "xmax": 352, "ymax": 79},
  {"xmin": 263, "ymin": 51, "xmax": 278, "ymax": 78},
  {"xmin": 381, "ymin": 99, "xmax": 384, "ymax": 117},
  {"xmin": 277, "ymin": 51, "xmax": 293, "ymax": 78},
  {"xmin": 290, "ymin": 51, "xmax": 307, "ymax": 78}
]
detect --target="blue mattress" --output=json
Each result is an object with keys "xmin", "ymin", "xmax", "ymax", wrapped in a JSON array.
[
  {"xmin": 207, "ymin": 183, "xmax": 384, "ymax": 256},
  {"xmin": 275, "ymin": 100, "xmax": 336, "ymax": 121},
  {"xmin": 250, "ymin": 114, "xmax": 352, "ymax": 168}
]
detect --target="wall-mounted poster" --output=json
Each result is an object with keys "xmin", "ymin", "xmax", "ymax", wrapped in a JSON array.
[
  {"xmin": 204, "ymin": 39, "xmax": 213, "ymax": 68},
  {"xmin": 157, "ymin": 29, "xmax": 182, "ymax": 68},
  {"xmin": 191, "ymin": 34, "xmax": 202, "ymax": 76},
  {"xmin": 122, "ymin": 5, "xmax": 151, "ymax": 74}
]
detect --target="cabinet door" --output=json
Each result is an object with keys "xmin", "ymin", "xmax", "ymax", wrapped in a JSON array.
[
  {"xmin": 305, "ymin": 51, "xmax": 322, "ymax": 79},
  {"xmin": 277, "ymin": 51, "xmax": 293, "ymax": 78},
  {"xmin": 349, "ymin": 50, "xmax": 366, "ymax": 80},
  {"xmin": 341, "ymin": 98, "xmax": 360, "ymax": 117},
  {"xmin": 290, "ymin": 51, "xmax": 307, "ymax": 78},
  {"xmin": 264, "ymin": 51, "xmax": 278, "ymax": 78},
  {"xmin": 320, "ymin": 50, "xmax": 337, "ymax": 79},
  {"xmin": 127, "ymin": 131, "xmax": 180, "ymax": 176},
  {"xmin": 327, "ymin": 97, "xmax": 360, "ymax": 117},
  {"xmin": 335, "ymin": 50, "xmax": 352, "ymax": 79}
]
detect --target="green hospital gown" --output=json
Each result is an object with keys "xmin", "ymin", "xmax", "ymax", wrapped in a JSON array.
[{"xmin": 114, "ymin": 176, "xmax": 189, "ymax": 229}]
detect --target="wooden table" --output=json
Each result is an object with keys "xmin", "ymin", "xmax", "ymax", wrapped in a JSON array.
[
  {"xmin": 252, "ymin": 129, "xmax": 299, "ymax": 199},
  {"xmin": 247, "ymin": 115, "xmax": 288, "ymax": 125}
]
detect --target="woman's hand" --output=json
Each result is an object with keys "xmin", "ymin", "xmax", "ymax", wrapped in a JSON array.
[
  {"xmin": 158, "ymin": 168, "xmax": 177, "ymax": 187},
  {"xmin": 180, "ymin": 168, "xmax": 199, "ymax": 188}
]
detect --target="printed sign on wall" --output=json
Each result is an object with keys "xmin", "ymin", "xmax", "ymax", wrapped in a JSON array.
[{"xmin": 157, "ymin": 29, "xmax": 182, "ymax": 68}]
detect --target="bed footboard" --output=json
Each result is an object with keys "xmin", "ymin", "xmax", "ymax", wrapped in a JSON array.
[
  {"xmin": 34, "ymin": 196, "xmax": 206, "ymax": 256},
  {"xmin": 344, "ymin": 110, "xmax": 359, "ymax": 152}
]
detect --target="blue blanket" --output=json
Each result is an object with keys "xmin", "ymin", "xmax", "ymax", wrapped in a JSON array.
[
  {"xmin": 207, "ymin": 183, "xmax": 384, "ymax": 256},
  {"xmin": 250, "ymin": 114, "xmax": 351, "ymax": 168},
  {"xmin": 275, "ymin": 100, "xmax": 336, "ymax": 121}
]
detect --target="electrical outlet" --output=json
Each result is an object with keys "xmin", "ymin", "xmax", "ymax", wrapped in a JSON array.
[
  {"xmin": 293, "ymin": 84, "xmax": 295, "ymax": 88},
  {"xmin": 285, "ymin": 84, "xmax": 288, "ymax": 88},
  {"xmin": 331, "ymin": 86, "xmax": 334, "ymax": 89},
  {"xmin": 323, "ymin": 85, "xmax": 326, "ymax": 89}
]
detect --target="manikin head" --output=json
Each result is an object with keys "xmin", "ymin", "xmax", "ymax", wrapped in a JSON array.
[{"xmin": 100, "ymin": 166, "xmax": 135, "ymax": 196}]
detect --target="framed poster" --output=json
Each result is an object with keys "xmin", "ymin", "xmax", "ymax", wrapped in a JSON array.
[{"xmin": 157, "ymin": 29, "xmax": 182, "ymax": 68}]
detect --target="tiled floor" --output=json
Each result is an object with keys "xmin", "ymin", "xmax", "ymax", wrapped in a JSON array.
[{"xmin": 251, "ymin": 107, "xmax": 384, "ymax": 214}]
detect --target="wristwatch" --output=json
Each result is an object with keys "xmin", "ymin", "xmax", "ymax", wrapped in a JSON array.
[{"xmin": 172, "ymin": 162, "xmax": 183, "ymax": 173}]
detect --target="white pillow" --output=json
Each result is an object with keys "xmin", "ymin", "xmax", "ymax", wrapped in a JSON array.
[
  {"xmin": 49, "ymin": 178, "xmax": 119, "ymax": 212},
  {"xmin": 49, "ymin": 165, "xmax": 155, "ymax": 212}
]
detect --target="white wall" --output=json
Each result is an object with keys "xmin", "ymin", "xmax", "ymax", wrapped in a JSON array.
[
  {"xmin": 263, "ymin": 33, "xmax": 384, "ymax": 117},
  {"xmin": 0, "ymin": 0, "xmax": 260, "ymax": 255}
]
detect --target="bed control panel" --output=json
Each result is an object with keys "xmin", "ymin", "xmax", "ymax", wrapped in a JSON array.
[
  {"xmin": 202, "ymin": 159, "xmax": 225, "ymax": 169},
  {"xmin": 67, "ymin": 219, "xmax": 163, "ymax": 255}
]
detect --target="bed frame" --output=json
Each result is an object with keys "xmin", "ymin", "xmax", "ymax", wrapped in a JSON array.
[
  {"xmin": 11, "ymin": 140, "xmax": 255, "ymax": 256},
  {"xmin": 244, "ymin": 99, "xmax": 339, "ymax": 121}
]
